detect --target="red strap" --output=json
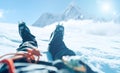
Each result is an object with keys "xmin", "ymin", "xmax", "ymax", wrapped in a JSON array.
[
  {"xmin": 0, "ymin": 48, "xmax": 42, "ymax": 73},
  {"xmin": 27, "ymin": 48, "xmax": 42, "ymax": 63},
  {"xmin": 0, "ymin": 59, "xmax": 15, "ymax": 73}
]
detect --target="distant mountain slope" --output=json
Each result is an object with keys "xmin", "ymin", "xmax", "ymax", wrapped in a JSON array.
[
  {"xmin": 33, "ymin": 4, "xmax": 83, "ymax": 27},
  {"xmin": 33, "ymin": 13, "xmax": 61, "ymax": 27},
  {"xmin": 63, "ymin": 4, "xmax": 82, "ymax": 20}
]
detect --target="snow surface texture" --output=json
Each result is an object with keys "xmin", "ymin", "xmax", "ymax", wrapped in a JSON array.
[{"xmin": 0, "ymin": 20, "xmax": 120, "ymax": 73}]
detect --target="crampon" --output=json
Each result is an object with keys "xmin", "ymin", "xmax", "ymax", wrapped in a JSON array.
[{"xmin": 0, "ymin": 48, "xmax": 42, "ymax": 73}]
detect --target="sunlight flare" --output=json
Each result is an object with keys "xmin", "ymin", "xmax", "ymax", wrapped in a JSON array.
[{"xmin": 101, "ymin": 3, "xmax": 111, "ymax": 13}]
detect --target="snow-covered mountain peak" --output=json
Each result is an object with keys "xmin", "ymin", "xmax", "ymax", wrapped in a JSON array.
[
  {"xmin": 32, "ymin": 3, "xmax": 83, "ymax": 27},
  {"xmin": 63, "ymin": 3, "xmax": 81, "ymax": 16},
  {"xmin": 62, "ymin": 3, "xmax": 82, "ymax": 20}
]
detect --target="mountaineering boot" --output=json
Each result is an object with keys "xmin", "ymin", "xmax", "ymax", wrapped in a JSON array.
[
  {"xmin": 54, "ymin": 24, "xmax": 64, "ymax": 39},
  {"xmin": 54, "ymin": 24, "xmax": 64, "ymax": 35},
  {"xmin": 49, "ymin": 24, "xmax": 76, "ymax": 60},
  {"xmin": 50, "ymin": 24, "xmax": 64, "ymax": 43},
  {"xmin": 17, "ymin": 22, "xmax": 38, "ymax": 51},
  {"xmin": 18, "ymin": 22, "xmax": 30, "ymax": 37},
  {"xmin": 18, "ymin": 22, "xmax": 35, "ymax": 42}
]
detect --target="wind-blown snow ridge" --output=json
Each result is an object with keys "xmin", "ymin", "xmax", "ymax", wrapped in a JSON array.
[{"xmin": 0, "ymin": 20, "xmax": 120, "ymax": 73}]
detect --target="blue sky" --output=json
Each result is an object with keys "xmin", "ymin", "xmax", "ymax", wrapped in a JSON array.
[{"xmin": 0, "ymin": 0, "xmax": 120, "ymax": 25}]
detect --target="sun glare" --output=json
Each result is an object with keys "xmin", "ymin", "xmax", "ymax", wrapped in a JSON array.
[{"xmin": 101, "ymin": 3, "xmax": 111, "ymax": 13}]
